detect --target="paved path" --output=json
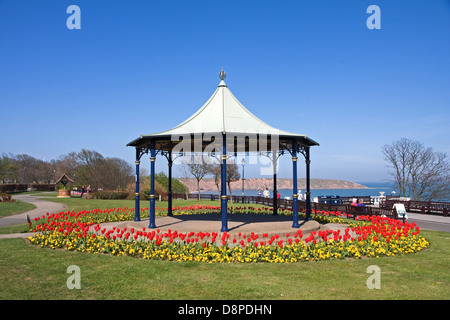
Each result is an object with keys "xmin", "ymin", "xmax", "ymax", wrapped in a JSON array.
[
  {"xmin": 93, "ymin": 214, "xmax": 325, "ymax": 242},
  {"xmin": 404, "ymin": 211, "xmax": 450, "ymax": 233},
  {"xmin": 0, "ymin": 194, "xmax": 65, "ymax": 228}
]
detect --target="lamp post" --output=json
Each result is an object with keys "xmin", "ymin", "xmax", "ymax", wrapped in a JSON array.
[{"xmin": 241, "ymin": 158, "xmax": 246, "ymax": 203}]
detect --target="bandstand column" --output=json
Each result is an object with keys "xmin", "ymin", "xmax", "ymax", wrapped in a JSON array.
[
  {"xmin": 273, "ymin": 155, "xmax": 278, "ymax": 216},
  {"xmin": 149, "ymin": 140, "xmax": 156, "ymax": 228},
  {"xmin": 167, "ymin": 150, "xmax": 173, "ymax": 217},
  {"xmin": 134, "ymin": 148, "xmax": 141, "ymax": 222},
  {"xmin": 221, "ymin": 134, "xmax": 228, "ymax": 232},
  {"xmin": 292, "ymin": 140, "xmax": 299, "ymax": 228},
  {"xmin": 305, "ymin": 146, "xmax": 312, "ymax": 221}
]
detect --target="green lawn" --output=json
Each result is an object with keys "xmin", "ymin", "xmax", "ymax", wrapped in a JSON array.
[
  {"xmin": 0, "ymin": 230, "xmax": 448, "ymax": 300},
  {"xmin": 33, "ymin": 196, "xmax": 269, "ymax": 214},
  {"xmin": 0, "ymin": 200, "xmax": 36, "ymax": 218},
  {"xmin": 0, "ymin": 194, "xmax": 449, "ymax": 300}
]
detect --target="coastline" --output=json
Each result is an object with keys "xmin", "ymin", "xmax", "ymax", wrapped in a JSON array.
[{"xmin": 180, "ymin": 178, "xmax": 369, "ymax": 193}]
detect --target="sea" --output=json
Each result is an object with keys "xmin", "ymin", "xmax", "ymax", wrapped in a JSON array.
[{"xmin": 200, "ymin": 181, "xmax": 399, "ymax": 200}]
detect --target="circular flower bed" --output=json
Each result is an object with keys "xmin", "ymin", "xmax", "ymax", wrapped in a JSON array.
[{"xmin": 27, "ymin": 206, "xmax": 429, "ymax": 263}]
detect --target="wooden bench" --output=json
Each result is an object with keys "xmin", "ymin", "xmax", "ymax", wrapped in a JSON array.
[
  {"xmin": 344, "ymin": 205, "xmax": 407, "ymax": 222},
  {"xmin": 344, "ymin": 205, "xmax": 374, "ymax": 219},
  {"xmin": 409, "ymin": 201, "xmax": 449, "ymax": 216},
  {"xmin": 372, "ymin": 207, "xmax": 405, "ymax": 222}
]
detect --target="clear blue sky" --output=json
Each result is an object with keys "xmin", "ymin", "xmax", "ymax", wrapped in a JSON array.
[{"xmin": 1, "ymin": 0, "xmax": 449, "ymax": 183}]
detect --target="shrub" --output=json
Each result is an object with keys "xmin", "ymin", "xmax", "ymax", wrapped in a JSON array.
[{"xmin": 0, "ymin": 193, "xmax": 13, "ymax": 202}]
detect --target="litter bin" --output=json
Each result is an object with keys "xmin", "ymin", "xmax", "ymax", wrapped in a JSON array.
[
  {"xmin": 318, "ymin": 196, "xmax": 329, "ymax": 204},
  {"xmin": 330, "ymin": 195, "xmax": 341, "ymax": 205}
]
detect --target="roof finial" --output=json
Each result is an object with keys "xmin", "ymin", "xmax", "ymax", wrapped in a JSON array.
[{"xmin": 219, "ymin": 68, "xmax": 227, "ymax": 80}]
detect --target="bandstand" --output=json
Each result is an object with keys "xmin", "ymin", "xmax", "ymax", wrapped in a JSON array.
[{"xmin": 127, "ymin": 70, "xmax": 319, "ymax": 231}]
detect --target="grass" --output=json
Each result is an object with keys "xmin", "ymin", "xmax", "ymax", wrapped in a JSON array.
[
  {"xmin": 33, "ymin": 195, "xmax": 269, "ymax": 214},
  {"xmin": 1, "ymin": 193, "xmax": 449, "ymax": 300},
  {"xmin": 0, "ymin": 200, "xmax": 36, "ymax": 218},
  {"xmin": 27, "ymin": 191, "xmax": 59, "ymax": 197},
  {"xmin": 0, "ymin": 230, "xmax": 449, "ymax": 300}
]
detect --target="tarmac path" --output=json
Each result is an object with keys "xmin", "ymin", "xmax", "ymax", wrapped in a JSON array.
[
  {"xmin": 404, "ymin": 212, "xmax": 450, "ymax": 233},
  {"xmin": 0, "ymin": 194, "xmax": 65, "ymax": 229}
]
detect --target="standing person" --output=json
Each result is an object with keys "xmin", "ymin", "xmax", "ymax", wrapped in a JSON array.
[
  {"xmin": 276, "ymin": 191, "xmax": 280, "ymax": 199},
  {"xmin": 81, "ymin": 186, "xmax": 85, "ymax": 198},
  {"xmin": 257, "ymin": 189, "xmax": 262, "ymax": 197},
  {"xmin": 298, "ymin": 189, "xmax": 304, "ymax": 201},
  {"xmin": 263, "ymin": 188, "xmax": 270, "ymax": 198},
  {"xmin": 87, "ymin": 185, "xmax": 91, "ymax": 193}
]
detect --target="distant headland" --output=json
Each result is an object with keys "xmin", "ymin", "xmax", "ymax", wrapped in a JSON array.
[{"xmin": 179, "ymin": 178, "xmax": 367, "ymax": 193}]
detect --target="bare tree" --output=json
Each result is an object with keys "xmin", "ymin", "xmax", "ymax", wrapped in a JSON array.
[
  {"xmin": 75, "ymin": 150, "xmax": 134, "ymax": 190},
  {"xmin": 226, "ymin": 163, "xmax": 241, "ymax": 203},
  {"xmin": 210, "ymin": 164, "xmax": 222, "ymax": 196},
  {"xmin": 0, "ymin": 153, "xmax": 19, "ymax": 183},
  {"xmin": 52, "ymin": 152, "xmax": 78, "ymax": 182},
  {"xmin": 12, "ymin": 154, "xmax": 52, "ymax": 183},
  {"xmin": 187, "ymin": 162, "xmax": 212, "ymax": 200},
  {"xmin": 103, "ymin": 157, "xmax": 134, "ymax": 190},
  {"xmin": 382, "ymin": 138, "xmax": 450, "ymax": 201},
  {"xmin": 75, "ymin": 149, "xmax": 106, "ymax": 189}
]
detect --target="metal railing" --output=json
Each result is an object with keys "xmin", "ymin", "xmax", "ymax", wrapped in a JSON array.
[{"xmin": 179, "ymin": 193, "xmax": 449, "ymax": 217}]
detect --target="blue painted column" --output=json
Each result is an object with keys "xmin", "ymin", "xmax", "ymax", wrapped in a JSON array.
[
  {"xmin": 134, "ymin": 148, "xmax": 141, "ymax": 222},
  {"xmin": 167, "ymin": 150, "xmax": 173, "ymax": 217},
  {"xmin": 273, "ymin": 157, "xmax": 278, "ymax": 216},
  {"xmin": 149, "ymin": 141, "xmax": 156, "ymax": 228},
  {"xmin": 305, "ymin": 146, "xmax": 312, "ymax": 221},
  {"xmin": 292, "ymin": 140, "xmax": 300, "ymax": 228},
  {"xmin": 221, "ymin": 134, "xmax": 228, "ymax": 232}
]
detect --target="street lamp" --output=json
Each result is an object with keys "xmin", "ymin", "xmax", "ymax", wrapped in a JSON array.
[{"xmin": 241, "ymin": 158, "xmax": 246, "ymax": 203}]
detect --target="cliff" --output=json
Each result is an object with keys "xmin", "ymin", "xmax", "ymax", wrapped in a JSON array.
[{"xmin": 179, "ymin": 178, "xmax": 367, "ymax": 193}]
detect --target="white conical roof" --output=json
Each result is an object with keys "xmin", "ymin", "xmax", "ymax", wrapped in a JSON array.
[
  {"xmin": 165, "ymin": 79, "xmax": 281, "ymax": 135},
  {"xmin": 127, "ymin": 78, "xmax": 319, "ymax": 148}
]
